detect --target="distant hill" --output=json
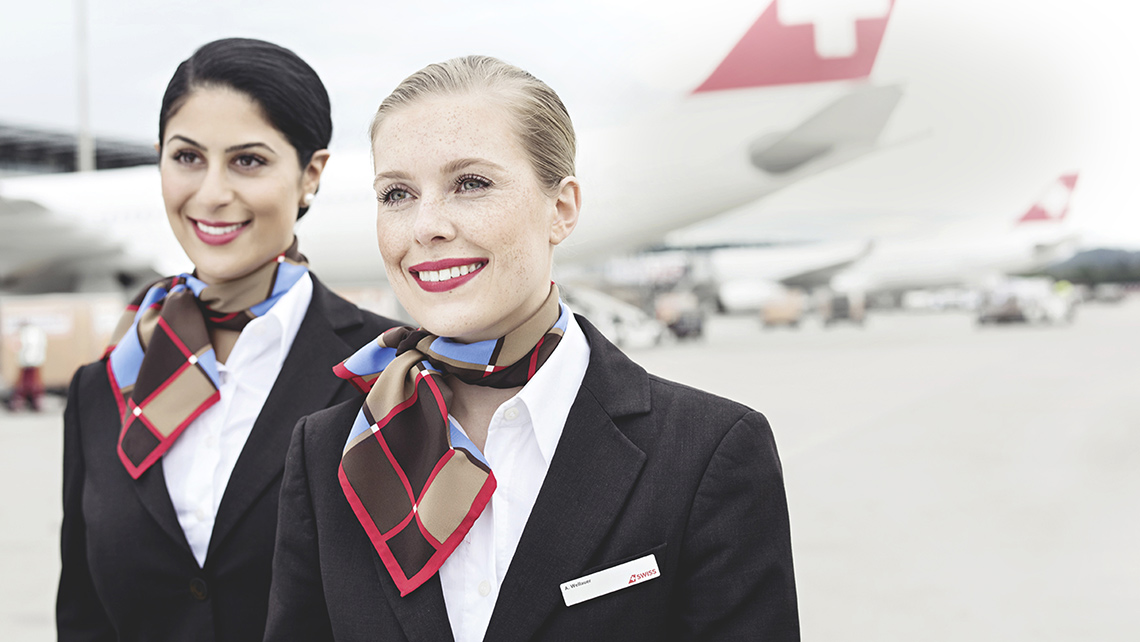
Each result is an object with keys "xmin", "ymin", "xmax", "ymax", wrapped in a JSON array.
[{"xmin": 1042, "ymin": 248, "xmax": 1140, "ymax": 284}]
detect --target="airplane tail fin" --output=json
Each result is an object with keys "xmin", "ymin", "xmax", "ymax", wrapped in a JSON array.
[
  {"xmin": 694, "ymin": 0, "xmax": 894, "ymax": 93},
  {"xmin": 1017, "ymin": 173, "xmax": 1079, "ymax": 224}
]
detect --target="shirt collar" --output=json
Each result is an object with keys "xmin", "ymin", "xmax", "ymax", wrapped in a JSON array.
[
  {"xmin": 222, "ymin": 271, "xmax": 313, "ymax": 371},
  {"xmin": 511, "ymin": 308, "xmax": 591, "ymax": 465}
]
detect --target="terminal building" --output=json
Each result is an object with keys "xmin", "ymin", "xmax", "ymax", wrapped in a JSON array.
[{"xmin": 0, "ymin": 122, "xmax": 156, "ymax": 177}]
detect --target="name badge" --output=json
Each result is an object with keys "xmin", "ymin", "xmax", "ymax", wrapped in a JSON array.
[{"xmin": 560, "ymin": 554, "xmax": 661, "ymax": 607}]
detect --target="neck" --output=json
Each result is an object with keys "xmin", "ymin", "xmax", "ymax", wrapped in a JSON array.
[{"xmin": 446, "ymin": 375, "xmax": 521, "ymax": 452}]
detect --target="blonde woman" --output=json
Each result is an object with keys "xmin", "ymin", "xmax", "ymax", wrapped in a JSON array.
[{"xmin": 267, "ymin": 56, "xmax": 798, "ymax": 641}]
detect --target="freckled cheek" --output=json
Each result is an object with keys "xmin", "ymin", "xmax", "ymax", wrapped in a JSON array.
[
  {"xmin": 375, "ymin": 221, "xmax": 403, "ymax": 264},
  {"xmin": 498, "ymin": 247, "xmax": 532, "ymax": 290},
  {"xmin": 376, "ymin": 234, "xmax": 414, "ymax": 290}
]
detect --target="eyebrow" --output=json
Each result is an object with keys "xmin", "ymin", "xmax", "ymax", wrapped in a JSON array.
[
  {"xmin": 165, "ymin": 135, "xmax": 276, "ymax": 154},
  {"xmin": 373, "ymin": 170, "xmax": 411, "ymax": 190},
  {"xmin": 372, "ymin": 158, "xmax": 506, "ymax": 189},
  {"xmin": 443, "ymin": 158, "xmax": 505, "ymax": 174}
]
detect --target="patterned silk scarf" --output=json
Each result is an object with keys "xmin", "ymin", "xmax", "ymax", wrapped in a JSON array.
[
  {"xmin": 334, "ymin": 285, "xmax": 569, "ymax": 596},
  {"xmin": 105, "ymin": 239, "xmax": 309, "ymax": 479}
]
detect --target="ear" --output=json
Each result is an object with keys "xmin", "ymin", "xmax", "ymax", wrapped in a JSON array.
[
  {"xmin": 153, "ymin": 141, "xmax": 161, "ymax": 153},
  {"xmin": 300, "ymin": 149, "xmax": 332, "ymax": 202},
  {"xmin": 549, "ymin": 176, "xmax": 581, "ymax": 246}
]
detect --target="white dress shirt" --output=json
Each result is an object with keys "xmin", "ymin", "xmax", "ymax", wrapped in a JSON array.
[
  {"xmin": 164, "ymin": 271, "xmax": 313, "ymax": 568},
  {"xmin": 439, "ymin": 311, "xmax": 591, "ymax": 642}
]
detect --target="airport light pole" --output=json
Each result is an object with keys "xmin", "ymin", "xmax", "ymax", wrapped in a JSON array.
[{"xmin": 75, "ymin": 0, "xmax": 95, "ymax": 172}]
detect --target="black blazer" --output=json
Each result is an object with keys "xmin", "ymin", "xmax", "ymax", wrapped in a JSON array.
[
  {"xmin": 57, "ymin": 275, "xmax": 399, "ymax": 642},
  {"xmin": 265, "ymin": 315, "xmax": 799, "ymax": 641}
]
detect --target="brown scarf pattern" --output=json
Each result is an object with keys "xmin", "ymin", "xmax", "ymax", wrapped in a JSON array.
[
  {"xmin": 104, "ymin": 240, "xmax": 308, "ymax": 479},
  {"xmin": 333, "ymin": 285, "xmax": 568, "ymax": 596}
]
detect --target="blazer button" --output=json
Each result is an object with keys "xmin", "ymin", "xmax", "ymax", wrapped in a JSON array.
[{"xmin": 189, "ymin": 577, "xmax": 209, "ymax": 601}]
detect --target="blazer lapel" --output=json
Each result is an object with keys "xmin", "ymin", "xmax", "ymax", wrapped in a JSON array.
[
  {"xmin": 482, "ymin": 317, "xmax": 652, "ymax": 642},
  {"xmin": 375, "ymin": 554, "xmax": 456, "ymax": 642},
  {"xmin": 207, "ymin": 277, "xmax": 363, "ymax": 559},
  {"xmin": 134, "ymin": 461, "xmax": 194, "ymax": 556},
  {"xmin": 92, "ymin": 362, "xmax": 193, "ymax": 556}
]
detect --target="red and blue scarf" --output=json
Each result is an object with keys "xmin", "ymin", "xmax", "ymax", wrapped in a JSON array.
[
  {"xmin": 105, "ymin": 240, "xmax": 308, "ymax": 479},
  {"xmin": 334, "ymin": 285, "xmax": 569, "ymax": 596}
]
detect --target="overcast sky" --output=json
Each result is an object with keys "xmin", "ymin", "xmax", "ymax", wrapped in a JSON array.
[{"xmin": 3, "ymin": 0, "xmax": 1139, "ymax": 247}]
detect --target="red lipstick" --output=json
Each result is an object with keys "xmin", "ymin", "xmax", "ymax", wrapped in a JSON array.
[
  {"xmin": 191, "ymin": 218, "xmax": 250, "ymax": 246},
  {"xmin": 409, "ymin": 258, "xmax": 486, "ymax": 293}
]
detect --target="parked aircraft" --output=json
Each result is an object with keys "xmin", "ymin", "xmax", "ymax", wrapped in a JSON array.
[
  {"xmin": 666, "ymin": 172, "xmax": 1078, "ymax": 316},
  {"xmin": 0, "ymin": 0, "xmax": 901, "ymax": 292},
  {"xmin": 830, "ymin": 173, "xmax": 1081, "ymax": 297}
]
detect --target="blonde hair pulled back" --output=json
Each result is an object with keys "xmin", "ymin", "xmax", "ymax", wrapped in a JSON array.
[{"xmin": 370, "ymin": 55, "xmax": 575, "ymax": 194}]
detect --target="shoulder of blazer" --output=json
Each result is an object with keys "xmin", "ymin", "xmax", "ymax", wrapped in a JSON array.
[
  {"xmin": 308, "ymin": 272, "xmax": 401, "ymax": 344},
  {"xmin": 292, "ymin": 395, "xmax": 366, "ymax": 463},
  {"xmin": 282, "ymin": 395, "xmax": 370, "ymax": 502},
  {"xmin": 68, "ymin": 359, "xmax": 119, "ymax": 433},
  {"xmin": 72, "ymin": 358, "xmax": 110, "ymax": 398},
  {"xmin": 574, "ymin": 313, "xmax": 759, "ymax": 452}
]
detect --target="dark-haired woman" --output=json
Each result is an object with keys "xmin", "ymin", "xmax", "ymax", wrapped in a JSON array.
[{"xmin": 57, "ymin": 38, "xmax": 398, "ymax": 641}]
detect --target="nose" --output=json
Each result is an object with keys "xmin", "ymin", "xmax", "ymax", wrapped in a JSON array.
[
  {"xmin": 412, "ymin": 196, "xmax": 457, "ymax": 246},
  {"xmin": 194, "ymin": 163, "xmax": 235, "ymax": 211}
]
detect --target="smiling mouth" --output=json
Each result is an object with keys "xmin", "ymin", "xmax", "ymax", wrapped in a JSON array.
[
  {"xmin": 194, "ymin": 219, "xmax": 250, "ymax": 235},
  {"xmin": 413, "ymin": 261, "xmax": 485, "ymax": 283}
]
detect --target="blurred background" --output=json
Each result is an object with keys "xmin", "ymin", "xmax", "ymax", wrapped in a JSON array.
[{"xmin": 2, "ymin": 0, "xmax": 1138, "ymax": 639}]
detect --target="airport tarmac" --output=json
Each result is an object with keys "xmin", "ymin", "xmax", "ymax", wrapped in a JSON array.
[{"xmin": 2, "ymin": 298, "xmax": 1138, "ymax": 640}]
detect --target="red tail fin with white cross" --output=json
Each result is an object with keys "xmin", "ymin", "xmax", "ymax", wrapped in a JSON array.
[
  {"xmin": 1017, "ymin": 173, "xmax": 1080, "ymax": 225},
  {"xmin": 694, "ymin": 0, "xmax": 895, "ymax": 93}
]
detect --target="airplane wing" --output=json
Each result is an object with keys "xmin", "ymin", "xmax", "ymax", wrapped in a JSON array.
[
  {"xmin": 778, "ymin": 240, "xmax": 875, "ymax": 288},
  {"xmin": 0, "ymin": 195, "xmax": 125, "ymax": 290},
  {"xmin": 708, "ymin": 239, "xmax": 872, "ymax": 286},
  {"xmin": 749, "ymin": 84, "xmax": 903, "ymax": 175},
  {"xmin": 0, "ymin": 168, "xmax": 170, "ymax": 292}
]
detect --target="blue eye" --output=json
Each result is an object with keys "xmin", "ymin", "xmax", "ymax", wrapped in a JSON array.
[
  {"xmin": 378, "ymin": 185, "xmax": 412, "ymax": 205},
  {"xmin": 456, "ymin": 174, "xmax": 492, "ymax": 192}
]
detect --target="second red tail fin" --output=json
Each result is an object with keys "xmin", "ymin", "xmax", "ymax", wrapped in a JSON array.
[{"xmin": 1018, "ymin": 173, "xmax": 1080, "ymax": 224}]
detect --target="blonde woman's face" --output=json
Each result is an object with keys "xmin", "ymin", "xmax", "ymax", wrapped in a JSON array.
[{"xmin": 371, "ymin": 93, "xmax": 577, "ymax": 342}]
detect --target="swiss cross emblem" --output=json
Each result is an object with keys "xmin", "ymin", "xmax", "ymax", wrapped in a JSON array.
[{"xmin": 779, "ymin": 0, "xmax": 892, "ymax": 58}]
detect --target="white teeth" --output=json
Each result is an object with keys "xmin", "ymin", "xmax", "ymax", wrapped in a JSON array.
[
  {"xmin": 416, "ymin": 262, "xmax": 483, "ymax": 283},
  {"xmin": 196, "ymin": 220, "xmax": 244, "ymax": 235}
]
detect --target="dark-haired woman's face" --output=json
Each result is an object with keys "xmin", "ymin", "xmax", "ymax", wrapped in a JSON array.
[{"xmin": 159, "ymin": 87, "xmax": 324, "ymax": 284}]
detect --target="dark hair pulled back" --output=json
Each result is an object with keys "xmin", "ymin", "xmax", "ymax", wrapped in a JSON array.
[{"xmin": 159, "ymin": 38, "xmax": 332, "ymax": 219}]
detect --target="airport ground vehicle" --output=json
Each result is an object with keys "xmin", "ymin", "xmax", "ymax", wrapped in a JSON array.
[
  {"xmin": 760, "ymin": 288, "xmax": 808, "ymax": 328},
  {"xmin": 976, "ymin": 277, "xmax": 1076, "ymax": 325},
  {"xmin": 561, "ymin": 286, "xmax": 668, "ymax": 349},
  {"xmin": 654, "ymin": 290, "xmax": 704, "ymax": 339},
  {"xmin": 820, "ymin": 291, "xmax": 867, "ymax": 326},
  {"xmin": 1091, "ymin": 283, "xmax": 1126, "ymax": 303}
]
